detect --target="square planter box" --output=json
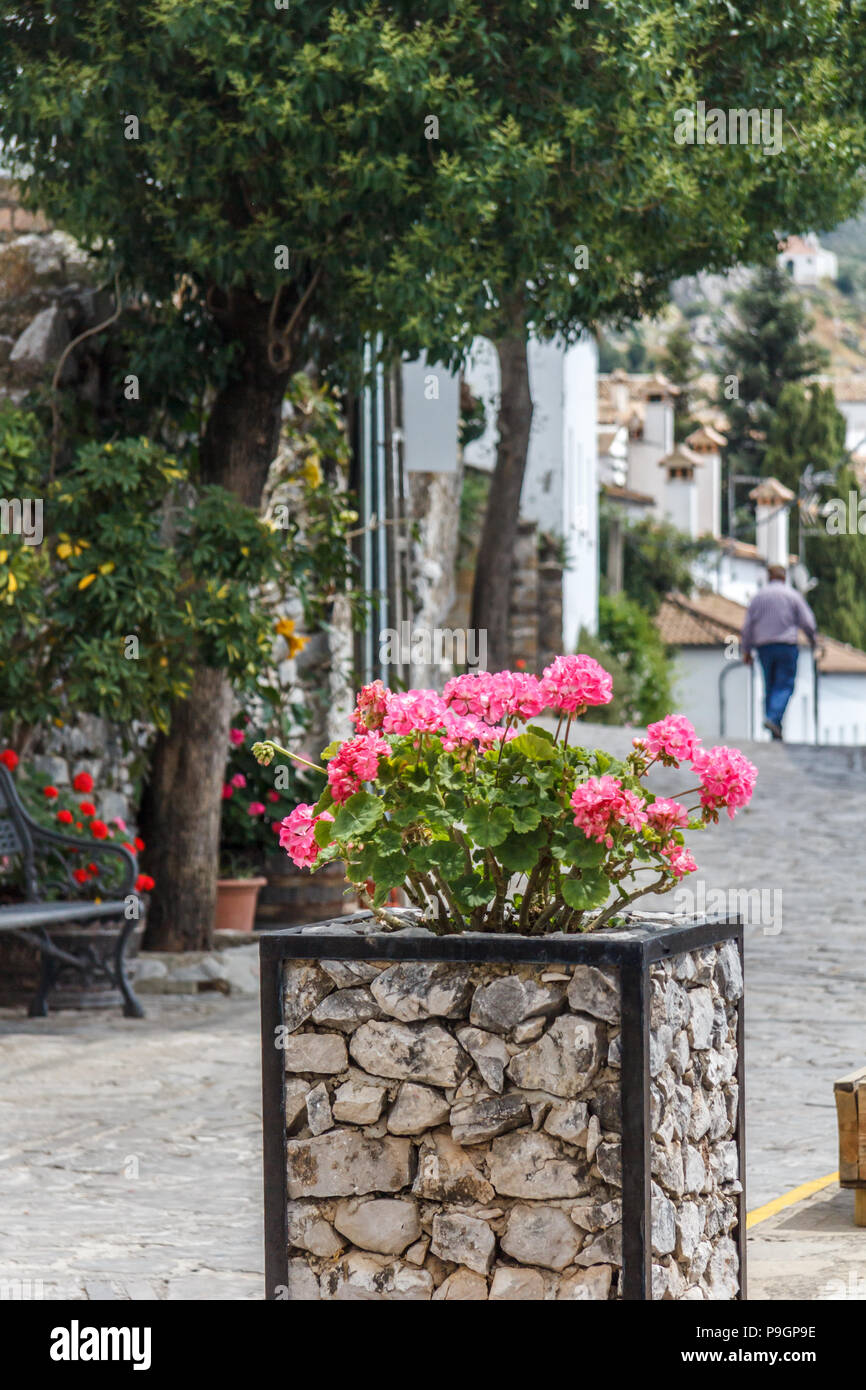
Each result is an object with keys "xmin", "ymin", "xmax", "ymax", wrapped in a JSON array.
[{"xmin": 260, "ymin": 912, "xmax": 745, "ymax": 1301}]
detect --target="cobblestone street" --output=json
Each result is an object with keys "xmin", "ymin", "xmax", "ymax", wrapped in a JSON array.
[{"xmin": 1, "ymin": 731, "xmax": 864, "ymax": 1299}]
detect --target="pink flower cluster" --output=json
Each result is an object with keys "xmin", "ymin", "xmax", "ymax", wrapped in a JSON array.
[
  {"xmin": 327, "ymin": 732, "xmax": 391, "ymax": 804},
  {"xmin": 645, "ymin": 798, "xmax": 689, "ymax": 835},
  {"xmin": 690, "ymin": 746, "xmax": 758, "ymax": 820},
  {"xmin": 443, "ymin": 670, "xmax": 546, "ymax": 723},
  {"xmin": 645, "ymin": 714, "xmax": 702, "ymax": 763},
  {"xmin": 352, "ymin": 680, "xmax": 389, "ymax": 732},
  {"xmin": 570, "ymin": 775, "xmax": 647, "ymax": 847},
  {"xmin": 540, "ymin": 655, "xmax": 613, "ymax": 714},
  {"xmin": 661, "ymin": 842, "xmax": 698, "ymax": 880},
  {"xmin": 382, "ymin": 690, "xmax": 447, "ymax": 737},
  {"xmin": 279, "ymin": 804, "xmax": 334, "ymax": 869}
]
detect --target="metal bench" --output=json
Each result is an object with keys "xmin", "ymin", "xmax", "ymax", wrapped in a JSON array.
[{"xmin": 0, "ymin": 764, "xmax": 145, "ymax": 1018}]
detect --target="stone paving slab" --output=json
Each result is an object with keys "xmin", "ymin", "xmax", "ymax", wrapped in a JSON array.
[
  {"xmin": 0, "ymin": 996, "xmax": 264, "ymax": 1300},
  {"xmin": 748, "ymin": 1185, "xmax": 866, "ymax": 1300}
]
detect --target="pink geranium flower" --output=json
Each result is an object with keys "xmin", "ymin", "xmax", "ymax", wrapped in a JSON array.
[
  {"xmin": 229, "ymin": 728, "xmax": 246, "ymax": 746},
  {"xmin": 541, "ymin": 655, "xmax": 613, "ymax": 713},
  {"xmin": 352, "ymin": 680, "xmax": 391, "ymax": 732},
  {"xmin": 691, "ymin": 746, "xmax": 758, "ymax": 819},
  {"xmin": 660, "ymin": 842, "xmax": 698, "ymax": 879},
  {"xmin": 645, "ymin": 714, "xmax": 701, "ymax": 764},
  {"xmin": 230, "ymin": 772, "xmax": 246, "ymax": 789},
  {"xmin": 382, "ymin": 689, "xmax": 447, "ymax": 737},
  {"xmin": 327, "ymin": 732, "xmax": 391, "ymax": 804},
  {"xmin": 645, "ymin": 798, "xmax": 689, "ymax": 836},
  {"xmin": 247, "ymin": 801, "xmax": 266, "ymax": 816},
  {"xmin": 570, "ymin": 775, "xmax": 647, "ymax": 846},
  {"xmin": 279, "ymin": 804, "xmax": 334, "ymax": 869}
]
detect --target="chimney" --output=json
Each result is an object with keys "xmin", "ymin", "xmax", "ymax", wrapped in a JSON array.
[
  {"xmin": 659, "ymin": 444, "xmax": 702, "ymax": 539},
  {"xmin": 749, "ymin": 477, "xmax": 795, "ymax": 568}
]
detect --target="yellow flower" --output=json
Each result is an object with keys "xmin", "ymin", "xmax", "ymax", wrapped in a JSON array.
[
  {"xmin": 98, "ymin": 561, "xmax": 115, "ymax": 576},
  {"xmin": 104, "ymin": 443, "xmax": 113, "ymax": 453},
  {"xmin": 240, "ymin": 545, "xmax": 250, "ymax": 557},
  {"xmin": 274, "ymin": 616, "xmax": 295, "ymax": 638},
  {"xmin": 302, "ymin": 455, "xmax": 323, "ymax": 488},
  {"xmin": 0, "ymin": 550, "xmax": 7, "ymax": 564},
  {"xmin": 6, "ymin": 572, "xmax": 18, "ymax": 593},
  {"xmin": 288, "ymin": 632, "xmax": 309, "ymax": 658},
  {"xmin": 56, "ymin": 542, "xmax": 73, "ymax": 560},
  {"xmin": 54, "ymin": 718, "xmax": 64, "ymax": 728},
  {"xmin": 78, "ymin": 573, "xmax": 97, "ymax": 590}
]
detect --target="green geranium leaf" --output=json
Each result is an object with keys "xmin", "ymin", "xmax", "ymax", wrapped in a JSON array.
[
  {"xmin": 332, "ymin": 791, "xmax": 385, "ymax": 840},
  {"xmin": 313, "ymin": 817, "xmax": 335, "ymax": 848},
  {"xmin": 464, "ymin": 803, "xmax": 513, "ymax": 847},
  {"xmin": 525, "ymin": 724, "xmax": 555, "ymax": 743},
  {"xmin": 452, "ymin": 871, "xmax": 496, "ymax": 908},
  {"xmin": 312, "ymin": 785, "xmax": 334, "ymax": 816},
  {"xmin": 496, "ymin": 827, "xmax": 547, "ymax": 874},
  {"xmin": 561, "ymin": 870, "xmax": 610, "ymax": 911},
  {"xmin": 509, "ymin": 731, "xmax": 558, "ymax": 762},
  {"xmin": 511, "ymin": 803, "xmax": 542, "ymax": 832},
  {"xmin": 551, "ymin": 831, "xmax": 607, "ymax": 868}
]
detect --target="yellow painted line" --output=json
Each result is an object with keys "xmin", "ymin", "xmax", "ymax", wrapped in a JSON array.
[{"xmin": 747, "ymin": 1171, "xmax": 839, "ymax": 1229}]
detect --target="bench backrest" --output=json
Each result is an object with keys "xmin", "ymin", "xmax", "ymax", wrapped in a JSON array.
[{"xmin": 0, "ymin": 771, "xmax": 28, "ymax": 857}]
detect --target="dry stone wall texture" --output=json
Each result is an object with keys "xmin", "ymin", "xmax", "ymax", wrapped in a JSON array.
[{"xmin": 280, "ymin": 937, "xmax": 741, "ymax": 1300}]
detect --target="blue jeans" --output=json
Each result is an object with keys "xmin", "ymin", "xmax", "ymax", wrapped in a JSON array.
[{"xmin": 757, "ymin": 643, "xmax": 799, "ymax": 727}]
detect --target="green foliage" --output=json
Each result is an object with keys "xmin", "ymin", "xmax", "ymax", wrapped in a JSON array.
[
  {"xmin": 660, "ymin": 322, "xmax": 699, "ymax": 442},
  {"xmin": 716, "ymin": 266, "xmax": 829, "ymax": 481},
  {"xmin": 0, "ymin": 402, "xmax": 350, "ymax": 737},
  {"xmin": 808, "ymin": 464, "xmax": 866, "ymax": 649},
  {"xmin": 762, "ymin": 382, "xmax": 847, "ymax": 494},
  {"xmin": 597, "ymin": 595, "xmax": 675, "ymax": 725},
  {"xmin": 2, "ymin": 2, "xmax": 865, "ymax": 378},
  {"xmin": 601, "ymin": 506, "xmax": 713, "ymax": 616},
  {"xmin": 219, "ymin": 715, "xmax": 314, "ymax": 876}
]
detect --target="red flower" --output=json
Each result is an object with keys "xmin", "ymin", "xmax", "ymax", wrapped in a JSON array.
[
  {"xmin": 72, "ymin": 867, "xmax": 88, "ymax": 885},
  {"xmin": 72, "ymin": 771, "xmax": 94, "ymax": 793},
  {"xmin": 57, "ymin": 809, "xmax": 73, "ymax": 825},
  {"xmin": 42, "ymin": 785, "xmax": 59, "ymax": 799},
  {"xmin": 122, "ymin": 841, "xmax": 136, "ymax": 853},
  {"xmin": 0, "ymin": 749, "xmax": 19, "ymax": 771},
  {"xmin": 135, "ymin": 873, "xmax": 155, "ymax": 893},
  {"xmin": 90, "ymin": 820, "xmax": 109, "ymax": 840},
  {"xmin": 134, "ymin": 836, "xmax": 145, "ymax": 852},
  {"xmin": 87, "ymin": 863, "xmax": 99, "ymax": 875},
  {"xmin": 271, "ymin": 821, "xmax": 281, "ymax": 833},
  {"xmin": 78, "ymin": 801, "xmax": 96, "ymax": 816},
  {"xmin": 267, "ymin": 789, "xmax": 280, "ymax": 803},
  {"xmin": 75, "ymin": 821, "xmax": 83, "ymax": 830}
]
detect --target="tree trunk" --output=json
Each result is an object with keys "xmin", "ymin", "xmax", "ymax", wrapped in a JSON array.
[
  {"xmin": 140, "ymin": 287, "xmax": 299, "ymax": 949},
  {"xmin": 140, "ymin": 666, "xmax": 234, "ymax": 951},
  {"xmin": 470, "ymin": 330, "xmax": 533, "ymax": 671}
]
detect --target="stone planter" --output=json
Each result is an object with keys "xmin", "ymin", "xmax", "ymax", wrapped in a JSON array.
[{"xmin": 260, "ymin": 912, "xmax": 745, "ymax": 1301}]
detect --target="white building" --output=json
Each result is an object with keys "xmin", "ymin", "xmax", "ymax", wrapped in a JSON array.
[
  {"xmin": 777, "ymin": 233, "xmax": 838, "ymax": 287},
  {"xmin": 463, "ymin": 334, "xmax": 599, "ymax": 645}
]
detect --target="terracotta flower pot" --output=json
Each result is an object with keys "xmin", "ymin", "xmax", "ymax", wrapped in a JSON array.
[{"xmin": 215, "ymin": 877, "xmax": 267, "ymax": 933}]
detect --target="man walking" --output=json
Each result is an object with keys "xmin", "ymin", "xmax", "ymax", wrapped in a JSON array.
[{"xmin": 741, "ymin": 564, "xmax": 818, "ymax": 740}]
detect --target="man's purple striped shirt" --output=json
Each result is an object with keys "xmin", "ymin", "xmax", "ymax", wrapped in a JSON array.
[{"xmin": 740, "ymin": 581, "xmax": 817, "ymax": 653}]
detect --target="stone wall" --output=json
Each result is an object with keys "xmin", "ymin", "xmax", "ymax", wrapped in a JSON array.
[{"xmin": 276, "ymin": 922, "xmax": 742, "ymax": 1300}]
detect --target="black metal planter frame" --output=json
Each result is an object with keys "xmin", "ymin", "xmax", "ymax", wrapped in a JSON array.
[{"xmin": 260, "ymin": 914, "xmax": 746, "ymax": 1302}]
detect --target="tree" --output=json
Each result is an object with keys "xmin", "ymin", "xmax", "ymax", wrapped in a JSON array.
[
  {"xmin": 600, "ymin": 507, "xmax": 713, "ymax": 616},
  {"xmin": 0, "ymin": 2, "xmax": 512, "ymax": 946},
  {"xmin": 716, "ymin": 266, "xmax": 830, "ymax": 496},
  {"xmin": 660, "ymin": 322, "xmax": 698, "ymax": 442},
  {"xmin": 763, "ymin": 381, "xmax": 847, "ymax": 494},
  {"xmin": 808, "ymin": 465, "xmax": 866, "ymax": 649}
]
